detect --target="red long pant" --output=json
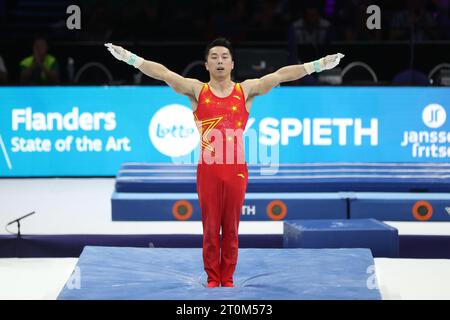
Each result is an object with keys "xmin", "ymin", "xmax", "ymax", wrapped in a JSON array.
[{"xmin": 196, "ymin": 162, "xmax": 248, "ymax": 284}]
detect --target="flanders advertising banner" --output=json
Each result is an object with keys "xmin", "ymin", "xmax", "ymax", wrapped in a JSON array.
[{"xmin": 0, "ymin": 86, "xmax": 449, "ymax": 177}]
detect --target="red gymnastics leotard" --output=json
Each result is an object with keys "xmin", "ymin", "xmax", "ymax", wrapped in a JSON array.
[{"xmin": 193, "ymin": 82, "xmax": 249, "ymax": 286}]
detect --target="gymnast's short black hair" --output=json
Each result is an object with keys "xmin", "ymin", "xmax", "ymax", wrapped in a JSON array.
[{"xmin": 204, "ymin": 38, "xmax": 234, "ymax": 61}]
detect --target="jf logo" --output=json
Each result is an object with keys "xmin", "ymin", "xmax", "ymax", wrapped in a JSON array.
[{"xmin": 422, "ymin": 104, "xmax": 446, "ymax": 129}]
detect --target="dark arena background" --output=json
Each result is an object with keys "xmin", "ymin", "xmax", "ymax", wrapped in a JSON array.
[{"xmin": 0, "ymin": 0, "xmax": 450, "ymax": 303}]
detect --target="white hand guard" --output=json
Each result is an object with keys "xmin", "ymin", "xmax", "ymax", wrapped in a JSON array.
[
  {"xmin": 304, "ymin": 53, "xmax": 345, "ymax": 75},
  {"xmin": 104, "ymin": 43, "xmax": 144, "ymax": 68}
]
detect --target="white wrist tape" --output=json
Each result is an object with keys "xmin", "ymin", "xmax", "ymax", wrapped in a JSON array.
[
  {"xmin": 303, "ymin": 58, "xmax": 325, "ymax": 75},
  {"xmin": 126, "ymin": 54, "xmax": 144, "ymax": 68}
]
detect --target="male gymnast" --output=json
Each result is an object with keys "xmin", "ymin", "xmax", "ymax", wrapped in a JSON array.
[{"xmin": 105, "ymin": 38, "xmax": 344, "ymax": 288}]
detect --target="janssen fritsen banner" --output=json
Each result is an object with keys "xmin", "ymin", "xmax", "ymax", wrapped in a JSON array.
[{"xmin": 0, "ymin": 86, "xmax": 449, "ymax": 176}]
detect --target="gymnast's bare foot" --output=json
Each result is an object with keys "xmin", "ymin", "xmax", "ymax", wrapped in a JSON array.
[
  {"xmin": 221, "ymin": 282, "xmax": 234, "ymax": 288},
  {"xmin": 207, "ymin": 281, "xmax": 220, "ymax": 288}
]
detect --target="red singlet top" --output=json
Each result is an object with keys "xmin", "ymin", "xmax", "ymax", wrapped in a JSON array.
[{"xmin": 193, "ymin": 82, "xmax": 249, "ymax": 165}]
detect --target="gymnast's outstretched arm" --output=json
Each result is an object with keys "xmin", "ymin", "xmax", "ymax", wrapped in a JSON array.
[
  {"xmin": 105, "ymin": 43, "xmax": 203, "ymax": 100},
  {"xmin": 241, "ymin": 53, "xmax": 345, "ymax": 99}
]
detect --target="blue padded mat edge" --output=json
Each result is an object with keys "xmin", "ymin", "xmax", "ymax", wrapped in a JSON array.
[{"xmin": 58, "ymin": 246, "xmax": 381, "ymax": 300}]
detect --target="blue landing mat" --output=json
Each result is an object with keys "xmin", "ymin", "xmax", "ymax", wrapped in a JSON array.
[{"xmin": 58, "ymin": 246, "xmax": 381, "ymax": 300}]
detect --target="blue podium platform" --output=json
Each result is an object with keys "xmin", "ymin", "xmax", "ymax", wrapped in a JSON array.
[
  {"xmin": 112, "ymin": 163, "xmax": 450, "ymax": 222},
  {"xmin": 349, "ymin": 193, "xmax": 450, "ymax": 221},
  {"xmin": 112, "ymin": 192, "xmax": 347, "ymax": 221},
  {"xmin": 116, "ymin": 162, "xmax": 450, "ymax": 193},
  {"xmin": 283, "ymin": 219, "xmax": 399, "ymax": 257},
  {"xmin": 58, "ymin": 246, "xmax": 381, "ymax": 300}
]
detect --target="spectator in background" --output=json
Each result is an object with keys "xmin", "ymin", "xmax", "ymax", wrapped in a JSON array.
[
  {"xmin": 249, "ymin": 0, "xmax": 289, "ymax": 40},
  {"xmin": 20, "ymin": 36, "xmax": 60, "ymax": 85},
  {"xmin": 164, "ymin": 0, "xmax": 204, "ymax": 40},
  {"xmin": 0, "ymin": 54, "xmax": 8, "ymax": 84},
  {"xmin": 390, "ymin": 0, "xmax": 438, "ymax": 41},
  {"xmin": 432, "ymin": 0, "xmax": 450, "ymax": 39},
  {"xmin": 205, "ymin": 0, "xmax": 247, "ymax": 42},
  {"xmin": 290, "ymin": 2, "xmax": 332, "ymax": 45},
  {"xmin": 81, "ymin": 0, "xmax": 113, "ymax": 41},
  {"xmin": 135, "ymin": 0, "xmax": 163, "ymax": 40}
]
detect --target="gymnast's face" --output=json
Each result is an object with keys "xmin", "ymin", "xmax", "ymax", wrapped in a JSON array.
[{"xmin": 205, "ymin": 46, "xmax": 234, "ymax": 79}]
